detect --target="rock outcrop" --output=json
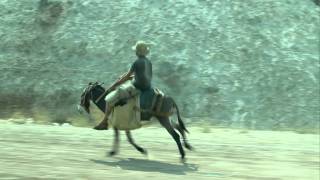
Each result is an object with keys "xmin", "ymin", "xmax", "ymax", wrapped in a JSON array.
[{"xmin": 0, "ymin": 0, "xmax": 319, "ymax": 130}]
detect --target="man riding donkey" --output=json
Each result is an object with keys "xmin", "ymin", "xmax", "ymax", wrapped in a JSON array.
[
  {"xmin": 81, "ymin": 40, "xmax": 192, "ymax": 160},
  {"xmin": 94, "ymin": 41, "xmax": 153, "ymax": 130}
]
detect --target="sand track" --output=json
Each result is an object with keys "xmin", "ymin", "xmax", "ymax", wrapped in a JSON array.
[{"xmin": 0, "ymin": 122, "xmax": 319, "ymax": 180}]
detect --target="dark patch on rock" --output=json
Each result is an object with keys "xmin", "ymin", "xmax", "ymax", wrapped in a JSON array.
[
  {"xmin": 0, "ymin": 93, "xmax": 36, "ymax": 118},
  {"xmin": 312, "ymin": 0, "xmax": 320, "ymax": 6},
  {"xmin": 37, "ymin": 0, "xmax": 64, "ymax": 27},
  {"xmin": 205, "ymin": 86, "xmax": 220, "ymax": 94}
]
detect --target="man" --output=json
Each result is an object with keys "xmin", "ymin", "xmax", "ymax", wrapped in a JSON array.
[{"xmin": 94, "ymin": 41, "xmax": 152, "ymax": 130}]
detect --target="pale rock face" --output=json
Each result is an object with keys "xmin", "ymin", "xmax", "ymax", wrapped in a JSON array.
[{"xmin": 0, "ymin": 0, "xmax": 319, "ymax": 129}]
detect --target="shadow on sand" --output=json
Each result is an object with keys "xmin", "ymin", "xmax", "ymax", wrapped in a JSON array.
[{"xmin": 91, "ymin": 158, "xmax": 199, "ymax": 175}]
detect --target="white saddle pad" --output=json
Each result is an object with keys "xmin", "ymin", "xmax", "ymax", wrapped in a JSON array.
[{"xmin": 109, "ymin": 95, "xmax": 142, "ymax": 130}]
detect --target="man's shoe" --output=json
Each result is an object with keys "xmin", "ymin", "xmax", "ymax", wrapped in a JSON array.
[{"xmin": 93, "ymin": 121, "xmax": 109, "ymax": 130}]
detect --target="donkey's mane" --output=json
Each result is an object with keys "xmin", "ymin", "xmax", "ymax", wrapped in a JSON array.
[{"xmin": 80, "ymin": 82, "xmax": 106, "ymax": 114}]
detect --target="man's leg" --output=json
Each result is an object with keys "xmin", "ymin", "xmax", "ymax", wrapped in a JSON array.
[
  {"xmin": 93, "ymin": 89, "xmax": 120, "ymax": 130},
  {"xmin": 94, "ymin": 103, "xmax": 113, "ymax": 130},
  {"xmin": 94, "ymin": 84, "xmax": 135, "ymax": 130}
]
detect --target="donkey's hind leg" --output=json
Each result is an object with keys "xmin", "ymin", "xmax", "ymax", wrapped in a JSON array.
[
  {"xmin": 172, "ymin": 122, "xmax": 193, "ymax": 151},
  {"xmin": 108, "ymin": 128, "xmax": 120, "ymax": 156},
  {"xmin": 158, "ymin": 116, "xmax": 185, "ymax": 160},
  {"xmin": 125, "ymin": 131, "xmax": 147, "ymax": 155}
]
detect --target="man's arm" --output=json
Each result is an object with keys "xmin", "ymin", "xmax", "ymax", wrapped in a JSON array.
[
  {"xmin": 117, "ymin": 70, "xmax": 134, "ymax": 85},
  {"xmin": 117, "ymin": 61, "xmax": 135, "ymax": 84},
  {"xmin": 94, "ymin": 69, "xmax": 134, "ymax": 103}
]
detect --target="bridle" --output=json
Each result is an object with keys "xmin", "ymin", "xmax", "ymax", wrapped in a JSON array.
[
  {"xmin": 80, "ymin": 83, "xmax": 94, "ymax": 113},
  {"xmin": 80, "ymin": 82, "xmax": 105, "ymax": 113}
]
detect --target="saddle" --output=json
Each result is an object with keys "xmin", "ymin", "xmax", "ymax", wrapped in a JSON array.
[{"xmin": 135, "ymin": 88, "xmax": 172, "ymax": 119}]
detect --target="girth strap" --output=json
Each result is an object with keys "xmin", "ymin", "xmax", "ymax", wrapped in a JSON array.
[
  {"xmin": 153, "ymin": 88, "xmax": 164, "ymax": 113},
  {"xmin": 156, "ymin": 95, "xmax": 164, "ymax": 113},
  {"xmin": 150, "ymin": 92, "xmax": 158, "ymax": 112}
]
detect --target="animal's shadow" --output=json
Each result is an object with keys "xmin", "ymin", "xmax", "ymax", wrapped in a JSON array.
[{"xmin": 91, "ymin": 158, "xmax": 199, "ymax": 175}]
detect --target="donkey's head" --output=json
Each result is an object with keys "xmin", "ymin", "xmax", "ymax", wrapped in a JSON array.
[{"xmin": 79, "ymin": 82, "xmax": 105, "ymax": 114}]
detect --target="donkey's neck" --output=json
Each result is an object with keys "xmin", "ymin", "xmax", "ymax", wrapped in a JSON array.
[{"xmin": 90, "ymin": 87, "xmax": 106, "ymax": 113}]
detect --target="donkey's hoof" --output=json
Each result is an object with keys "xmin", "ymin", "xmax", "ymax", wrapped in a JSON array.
[
  {"xmin": 108, "ymin": 151, "xmax": 117, "ymax": 157},
  {"xmin": 184, "ymin": 143, "xmax": 194, "ymax": 151},
  {"xmin": 180, "ymin": 157, "xmax": 187, "ymax": 163},
  {"xmin": 141, "ymin": 149, "xmax": 148, "ymax": 156},
  {"xmin": 136, "ymin": 147, "xmax": 148, "ymax": 155}
]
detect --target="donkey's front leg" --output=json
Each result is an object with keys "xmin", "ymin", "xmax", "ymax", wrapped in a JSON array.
[
  {"xmin": 125, "ymin": 130, "xmax": 147, "ymax": 155},
  {"xmin": 108, "ymin": 128, "xmax": 120, "ymax": 156}
]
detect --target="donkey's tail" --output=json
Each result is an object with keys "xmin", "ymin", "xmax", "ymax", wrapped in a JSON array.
[{"xmin": 173, "ymin": 99, "xmax": 189, "ymax": 134}]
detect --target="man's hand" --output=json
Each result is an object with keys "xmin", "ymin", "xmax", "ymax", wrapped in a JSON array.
[
  {"xmin": 118, "ymin": 71, "xmax": 134, "ymax": 84},
  {"xmin": 129, "ymin": 74, "xmax": 134, "ymax": 80}
]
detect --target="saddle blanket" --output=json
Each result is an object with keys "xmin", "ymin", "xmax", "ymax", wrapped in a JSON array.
[
  {"xmin": 109, "ymin": 90, "xmax": 142, "ymax": 130},
  {"xmin": 106, "ymin": 81, "xmax": 163, "ymax": 130}
]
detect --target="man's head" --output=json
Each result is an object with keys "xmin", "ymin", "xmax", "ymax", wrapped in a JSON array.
[{"xmin": 132, "ymin": 41, "xmax": 149, "ymax": 57}]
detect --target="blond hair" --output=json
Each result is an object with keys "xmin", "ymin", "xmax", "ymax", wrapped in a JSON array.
[{"xmin": 132, "ymin": 41, "xmax": 150, "ymax": 56}]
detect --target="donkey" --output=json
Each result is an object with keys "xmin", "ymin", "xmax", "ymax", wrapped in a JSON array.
[{"xmin": 79, "ymin": 82, "xmax": 192, "ymax": 160}]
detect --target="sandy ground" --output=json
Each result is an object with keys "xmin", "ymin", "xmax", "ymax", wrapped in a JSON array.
[{"xmin": 0, "ymin": 122, "xmax": 319, "ymax": 180}]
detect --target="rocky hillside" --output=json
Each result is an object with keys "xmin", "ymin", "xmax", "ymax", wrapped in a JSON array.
[{"xmin": 0, "ymin": 0, "xmax": 319, "ymax": 130}]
